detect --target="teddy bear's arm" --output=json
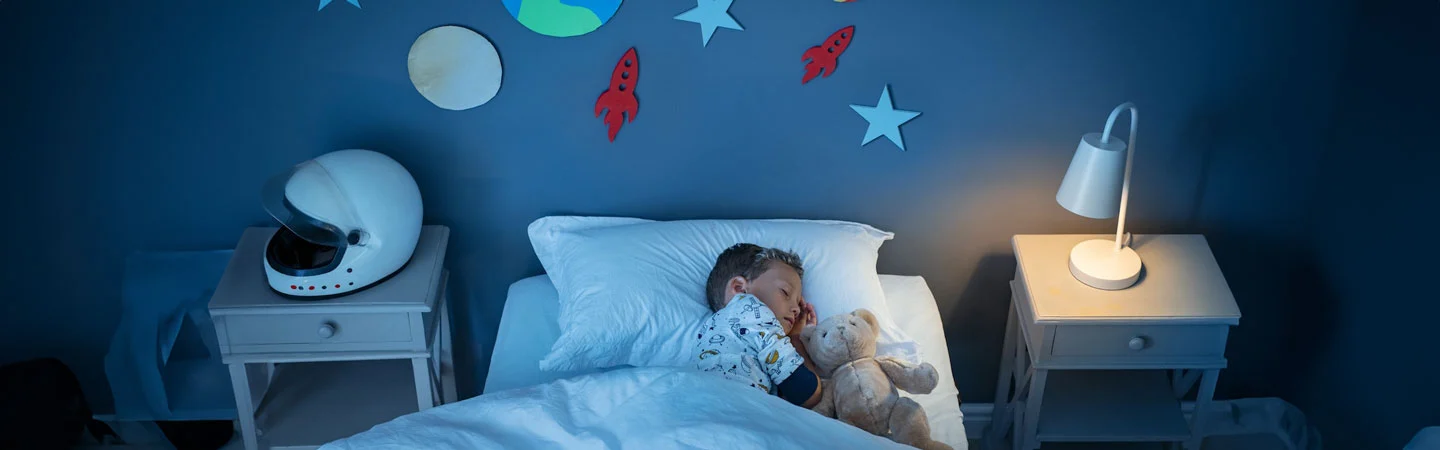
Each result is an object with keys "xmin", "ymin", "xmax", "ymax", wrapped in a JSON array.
[{"xmin": 876, "ymin": 357, "xmax": 939, "ymax": 395}]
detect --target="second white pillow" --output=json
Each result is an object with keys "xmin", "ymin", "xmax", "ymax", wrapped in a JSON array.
[{"xmin": 528, "ymin": 216, "xmax": 921, "ymax": 372}]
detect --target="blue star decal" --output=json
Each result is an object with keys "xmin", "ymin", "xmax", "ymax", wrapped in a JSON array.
[
  {"xmin": 850, "ymin": 85, "xmax": 921, "ymax": 151},
  {"xmin": 318, "ymin": 0, "xmax": 360, "ymax": 10},
  {"xmin": 674, "ymin": 0, "xmax": 743, "ymax": 47}
]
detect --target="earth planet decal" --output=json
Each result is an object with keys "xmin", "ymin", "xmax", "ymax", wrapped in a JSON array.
[{"xmin": 501, "ymin": 0, "xmax": 622, "ymax": 38}]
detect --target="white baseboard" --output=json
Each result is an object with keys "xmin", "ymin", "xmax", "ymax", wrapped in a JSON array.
[
  {"xmin": 959, "ymin": 401, "xmax": 1214, "ymax": 441},
  {"xmin": 960, "ymin": 403, "xmax": 994, "ymax": 440}
]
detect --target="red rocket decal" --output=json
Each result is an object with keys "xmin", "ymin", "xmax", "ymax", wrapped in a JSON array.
[
  {"xmin": 594, "ymin": 47, "xmax": 639, "ymax": 142},
  {"xmin": 801, "ymin": 26, "xmax": 855, "ymax": 84}
]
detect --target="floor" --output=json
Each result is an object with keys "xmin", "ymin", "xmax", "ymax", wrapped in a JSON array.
[
  {"xmin": 972, "ymin": 443, "xmax": 1173, "ymax": 450},
  {"xmin": 970, "ymin": 435, "xmax": 1298, "ymax": 450}
]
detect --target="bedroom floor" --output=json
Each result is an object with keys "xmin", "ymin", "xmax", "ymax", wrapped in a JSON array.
[
  {"xmin": 972, "ymin": 435, "xmax": 1298, "ymax": 450},
  {"xmin": 972, "ymin": 443, "xmax": 1173, "ymax": 450}
]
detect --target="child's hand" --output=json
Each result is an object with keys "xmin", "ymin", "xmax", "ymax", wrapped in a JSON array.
[
  {"xmin": 787, "ymin": 298, "xmax": 817, "ymax": 343},
  {"xmin": 799, "ymin": 297, "xmax": 817, "ymax": 326},
  {"xmin": 789, "ymin": 299, "xmax": 821, "ymax": 376}
]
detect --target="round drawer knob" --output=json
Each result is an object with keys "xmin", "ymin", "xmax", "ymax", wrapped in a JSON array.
[
  {"xmin": 1128, "ymin": 336, "xmax": 1148, "ymax": 351},
  {"xmin": 318, "ymin": 323, "xmax": 337, "ymax": 339}
]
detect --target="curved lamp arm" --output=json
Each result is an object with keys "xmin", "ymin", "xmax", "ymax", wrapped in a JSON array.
[{"xmin": 1100, "ymin": 103, "xmax": 1137, "ymax": 252}]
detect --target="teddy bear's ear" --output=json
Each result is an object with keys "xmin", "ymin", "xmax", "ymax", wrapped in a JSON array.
[{"xmin": 855, "ymin": 309, "xmax": 880, "ymax": 332}]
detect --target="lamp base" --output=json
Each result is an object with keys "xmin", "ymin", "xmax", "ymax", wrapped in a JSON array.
[{"xmin": 1068, "ymin": 238, "xmax": 1142, "ymax": 290}]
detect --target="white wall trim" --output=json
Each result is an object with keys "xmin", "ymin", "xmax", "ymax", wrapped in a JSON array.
[
  {"xmin": 960, "ymin": 403, "xmax": 994, "ymax": 439},
  {"xmin": 960, "ymin": 401, "xmax": 1214, "ymax": 441}
]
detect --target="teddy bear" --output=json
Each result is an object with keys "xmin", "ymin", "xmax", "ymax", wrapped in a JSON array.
[{"xmin": 800, "ymin": 309, "xmax": 951, "ymax": 450}]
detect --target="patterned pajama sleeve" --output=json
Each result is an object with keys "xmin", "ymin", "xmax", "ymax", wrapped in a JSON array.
[{"xmin": 731, "ymin": 297, "xmax": 806, "ymax": 387}]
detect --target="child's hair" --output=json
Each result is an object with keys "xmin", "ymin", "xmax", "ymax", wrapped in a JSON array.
[{"xmin": 704, "ymin": 243, "xmax": 805, "ymax": 311}]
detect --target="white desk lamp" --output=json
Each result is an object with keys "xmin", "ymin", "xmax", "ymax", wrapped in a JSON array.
[{"xmin": 1056, "ymin": 102, "xmax": 1142, "ymax": 290}]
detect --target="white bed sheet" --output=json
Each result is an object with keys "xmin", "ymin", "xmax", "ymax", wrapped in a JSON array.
[
  {"xmin": 485, "ymin": 274, "xmax": 968, "ymax": 449},
  {"xmin": 326, "ymin": 366, "xmax": 919, "ymax": 450}
]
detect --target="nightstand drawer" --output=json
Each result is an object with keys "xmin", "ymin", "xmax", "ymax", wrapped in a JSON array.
[
  {"xmin": 1050, "ymin": 324, "xmax": 1227, "ymax": 359},
  {"xmin": 222, "ymin": 312, "xmax": 413, "ymax": 346}
]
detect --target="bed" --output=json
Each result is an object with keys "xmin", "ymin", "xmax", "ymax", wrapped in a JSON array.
[
  {"xmin": 321, "ymin": 274, "xmax": 968, "ymax": 449},
  {"xmin": 483, "ymin": 274, "xmax": 969, "ymax": 449}
]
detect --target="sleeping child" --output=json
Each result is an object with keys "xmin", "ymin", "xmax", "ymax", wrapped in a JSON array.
[{"xmin": 693, "ymin": 243, "xmax": 824, "ymax": 408}]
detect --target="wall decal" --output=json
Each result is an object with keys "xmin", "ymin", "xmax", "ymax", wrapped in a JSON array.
[
  {"xmin": 501, "ymin": 0, "xmax": 622, "ymax": 38},
  {"xmin": 594, "ymin": 48, "xmax": 640, "ymax": 142},
  {"xmin": 318, "ymin": 0, "xmax": 360, "ymax": 10},
  {"xmin": 674, "ymin": 0, "xmax": 742, "ymax": 47},
  {"xmin": 850, "ymin": 85, "xmax": 921, "ymax": 151},
  {"xmin": 801, "ymin": 25, "xmax": 855, "ymax": 84},
  {"xmin": 408, "ymin": 26, "xmax": 503, "ymax": 111}
]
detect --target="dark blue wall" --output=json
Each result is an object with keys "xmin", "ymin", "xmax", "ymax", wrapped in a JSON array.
[
  {"xmin": 1291, "ymin": 1, "xmax": 1440, "ymax": 448},
  {"xmin": 1, "ymin": 0, "xmax": 1355, "ymax": 422}
]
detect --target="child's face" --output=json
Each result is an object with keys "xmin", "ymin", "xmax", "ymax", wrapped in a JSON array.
[{"xmin": 726, "ymin": 263, "xmax": 804, "ymax": 334}]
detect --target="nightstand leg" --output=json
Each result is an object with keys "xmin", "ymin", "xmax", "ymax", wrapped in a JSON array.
[
  {"xmin": 1172, "ymin": 369, "xmax": 1202, "ymax": 397},
  {"xmin": 227, "ymin": 363, "xmax": 258, "ymax": 450},
  {"xmin": 438, "ymin": 289, "xmax": 457, "ymax": 404},
  {"xmin": 412, "ymin": 357, "xmax": 435, "ymax": 410},
  {"xmin": 1009, "ymin": 317, "xmax": 1033, "ymax": 450},
  {"xmin": 1010, "ymin": 402, "xmax": 1024, "ymax": 450},
  {"xmin": 1185, "ymin": 369, "xmax": 1219, "ymax": 450},
  {"xmin": 989, "ymin": 302, "xmax": 1019, "ymax": 450},
  {"xmin": 1019, "ymin": 369, "xmax": 1048, "ymax": 450}
]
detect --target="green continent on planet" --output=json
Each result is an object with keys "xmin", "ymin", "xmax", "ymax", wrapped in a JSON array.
[{"xmin": 517, "ymin": 0, "xmax": 604, "ymax": 37}]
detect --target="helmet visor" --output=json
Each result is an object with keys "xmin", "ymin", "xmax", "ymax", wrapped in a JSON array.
[{"xmin": 260, "ymin": 162, "xmax": 352, "ymax": 248}]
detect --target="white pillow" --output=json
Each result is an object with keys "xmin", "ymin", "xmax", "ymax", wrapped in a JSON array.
[{"xmin": 528, "ymin": 216, "xmax": 921, "ymax": 372}]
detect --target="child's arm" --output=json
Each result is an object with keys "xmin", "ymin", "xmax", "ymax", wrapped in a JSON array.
[
  {"xmin": 728, "ymin": 297, "xmax": 811, "ymax": 401},
  {"xmin": 789, "ymin": 335, "xmax": 820, "ymax": 374},
  {"xmin": 750, "ymin": 331, "xmax": 804, "ymax": 390},
  {"xmin": 777, "ymin": 364, "xmax": 822, "ymax": 408},
  {"xmin": 788, "ymin": 298, "xmax": 823, "ymax": 376},
  {"xmin": 782, "ymin": 299, "xmax": 823, "ymax": 408}
]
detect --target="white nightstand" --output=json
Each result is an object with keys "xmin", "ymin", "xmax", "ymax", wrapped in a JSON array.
[
  {"xmin": 989, "ymin": 235, "xmax": 1242, "ymax": 450},
  {"xmin": 208, "ymin": 226, "xmax": 456, "ymax": 450}
]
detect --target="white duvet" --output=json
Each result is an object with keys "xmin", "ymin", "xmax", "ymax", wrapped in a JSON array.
[{"xmin": 322, "ymin": 366, "xmax": 914, "ymax": 450}]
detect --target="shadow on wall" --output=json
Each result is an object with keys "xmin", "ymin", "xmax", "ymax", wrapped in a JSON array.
[
  {"xmin": 1178, "ymin": 107, "xmax": 1218, "ymax": 228},
  {"xmin": 1195, "ymin": 232, "xmax": 1340, "ymax": 419},
  {"xmin": 447, "ymin": 243, "xmax": 511, "ymax": 399},
  {"xmin": 944, "ymin": 253, "xmax": 1017, "ymax": 400}
]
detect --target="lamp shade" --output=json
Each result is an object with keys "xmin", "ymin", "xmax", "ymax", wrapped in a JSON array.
[{"xmin": 1056, "ymin": 132, "xmax": 1129, "ymax": 219}]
